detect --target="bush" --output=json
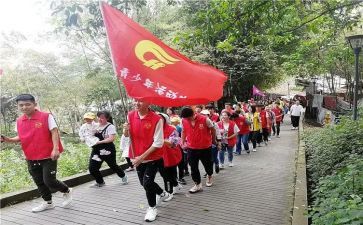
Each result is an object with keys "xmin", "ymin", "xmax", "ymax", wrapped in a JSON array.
[
  {"xmin": 0, "ymin": 137, "xmax": 124, "ymax": 194},
  {"xmin": 304, "ymin": 116, "xmax": 363, "ymax": 224},
  {"xmin": 310, "ymin": 157, "xmax": 363, "ymax": 225},
  {"xmin": 304, "ymin": 117, "xmax": 363, "ymax": 188}
]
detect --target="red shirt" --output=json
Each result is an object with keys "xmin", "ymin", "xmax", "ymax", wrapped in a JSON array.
[
  {"xmin": 272, "ymin": 107, "xmax": 283, "ymax": 123},
  {"xmin": 128, "ymin": 110, "xmax": 163, "ymax": 161},
  {"xmin": 162, "ymin": 125, "xmax": 182, "ymax": 167},
  {"xmin": 260, "ymin": 110, "xmax": 268, "ymax": 128},
  {"xmin": 182, "ymin": 114, "xmax": 212, "ymax": 150},
  {"xmin": 234, "ymin": 115, "xmax": 250, "ymax": 135},
  {"xmin": 17, "ymin": 110, "xmax": 63, "ymax": 160},
  {"xmin": 211, "ymin": 113, "xmax": 219, "ymax": 122}
]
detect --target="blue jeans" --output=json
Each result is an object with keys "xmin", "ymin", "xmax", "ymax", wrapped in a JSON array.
[
  {"xmin": 219, "ymin": 144, "xmax": 233, "ymax": 164},
  {"xmin": 236, "ymin": 134, "xmax": 250, "ymax": 153},
  {"xmin": 211, "ymin": 145, "xmax": 219, "ymax": 166}
]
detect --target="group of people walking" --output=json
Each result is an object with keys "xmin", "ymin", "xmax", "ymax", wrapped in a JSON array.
[{"xmin": 1, "ymin": 94, "xmax": 304, "ymax": 222}]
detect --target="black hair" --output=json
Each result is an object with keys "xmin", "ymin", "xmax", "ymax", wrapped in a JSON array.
[
  {"xmin": 15, "ymin": 94, "xmax": 35, "ymax": 103},
  {"xmin": 235, "ymin": 109, "xmax": 242, "ymax": 115},
  {"xmin": 196, "ymin": 105, "xmax": 203, "ymax": 109},
  {"xmin": 224, "ymin": 102, "xmax": 232, "ymax": 106},
  {"xmin": 97, "ymin": 111, "xmax": 113, "ymax": 124},
  {"xmin": 230, "ymin": 112, "xmax": 240, "ymax": 119},
  {"xmin": 180, "ymin": 107, "xmax": 194, "ymax": 118},
  {"xmin": 166, "ymin": 107, "xmax": 176, "ymax": 114},
  {"xmin": 205, "ymin": 104, "xmax": 215, "ymax": 110},
  {"xmin": 251, "ymin": 105, "xmax": 256, "ymax": 113}
]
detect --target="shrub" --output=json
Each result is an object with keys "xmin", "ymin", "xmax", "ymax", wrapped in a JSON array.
[
  {"xmin": 304, "ymin": 117, "xmax": 363, "ymax": 189},
  {"xmin": 310, "ymin": 157, "xmax": 363, "ymax": 225}
]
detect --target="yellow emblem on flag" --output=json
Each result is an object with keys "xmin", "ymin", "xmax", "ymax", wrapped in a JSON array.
[{"xmin": 135, "ymin": 40, "xmax": 179, "ymax": 70}]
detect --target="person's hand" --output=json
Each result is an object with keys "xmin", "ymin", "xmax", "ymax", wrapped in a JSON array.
[
  {"xmin": 131, "ymin": 156, "xmax": 144, "ymax": 167},
  {"xmin": 50, "ymin": 148, "xmax": 60, "ymax": 160}
]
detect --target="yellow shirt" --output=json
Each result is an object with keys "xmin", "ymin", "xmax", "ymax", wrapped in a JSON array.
[{"xmin": 252, "ymin": 112, "xmax": 261, "ymax": 131}]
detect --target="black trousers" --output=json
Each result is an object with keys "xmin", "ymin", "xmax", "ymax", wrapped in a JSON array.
[
  {"xmin": 251, "ymin": 131, "xmax": 261, "ymax": 148},
  {"xmin": 188, "ymin": 147, "xmax": 213, "ymax": 185},
  {"xmin": 177, "ymin": 148, "xmax": 185, "ymax": 179},
  {"xmin": 262, "ymin": 128, "xmax": 269, "ymax": 141},
  {"xmin": 27, "ymin": 159, "xmax": 69, "ymax": 202},
  {"xmin": 126, "ymin": 157, "xmax": 134, "ymax": 168},
  {"xmin": 272, "ymin": 122, "xmax": 281, "ymax": 135},
  {"xmin": 89, "ymin": 147, "xmax": 125, "ymax": 184},
  {"xmin": 291, "ymin": 115, "xmax": 300, "ymax": 127},
  {"xmin": 136, "ymin": 159, "xmax": 164, "ymax": 207},
  {"xmin": 163, "ymin": 166, "xmax": 178, "ymax": 194}
]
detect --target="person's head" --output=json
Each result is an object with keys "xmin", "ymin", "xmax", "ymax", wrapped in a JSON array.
[
  {"xmin": 97, "ymin": 111, "xmax": 113, "ymax": 125},
  {"xmin": 166, "ymin": 107, "xmax": 175, "ymax": 116},
  {"xmin": 195, "ymin": 105, "xmax": 203, "ymax": 113},
  {"xmin": 83, "ymin": 112, "xmax": 96, "ymax": 124},
  {"xmin": 180, "ymin": 107, "xmax": 194, "ymax": 121},
  {"xmin": 235, "ymin": 103, "xmax": 241, "ymax": 111},
  {"xmin": 230, "ymin": 112, "xmax": 240, "ymax": 120},
  {"xmin": 221, "ymin": 111, "xmax": 231, "ymax": 122},
  {"xmin": 251, "ymin": 105, "xmax": 257, "ymax": 114},
  {"xmin": 224, "ymin": 103, "xmax": 232, "ymax": 110},
  {"xmin": 170, "ymin": 116, "xmax": 181, "ymax": 126},
  {"xmin": 295, "ymin": 100, "xmax": 300, "ymax": 105},
  {"xmin": 206, "ymin": 104, "xmax": 216, "ymax": 113},
  {"xmin": 16, "ymin": 94, "xmax": 37, "ymax": 116},
  {"xmin": 133, "ymin": 99, "xmax": 150, "ymax": 112},
  {"xmin": 200, "ymin": 109, "xmax": 211, "ymax": 118},
  {"xmin": 235, "ymin": 109, "xmax": 242, "ymax": 115}
]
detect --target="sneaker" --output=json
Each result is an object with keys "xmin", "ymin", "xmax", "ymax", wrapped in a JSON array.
[
  {"xmin": 268, "ymin": 137, "xmax": 271, "ymax": 141},
  {"xmin": 228, "ymin": 162, "xmax": 234, "ymax": 167},
  {"xmin": 178, "ymin": 178, "xmax": 187, "ymax": 185},
  {"xmin": 246, "ymin": 150, "xmax": 250, "ymax": 154},
  {"xmin": 90, "ymin": 182, "xmax": 105, "ymax": 188},
  {"xmin": 121, "ymin": 175, "xmax": 128, "ymax": 185},
  {"xmin": 206, "ymin": 176, "xmax": 213, "ymax": 187},
  {"xmin": 215, "ymin": 165, "xmax": 220, "ymax": 174},
  {"xmin": 203, "ymin": 173, "xmax": 207, "ymax": 178},
  {"xmin": 144, "ymin": 207, "xmax": 157, "ymax": 222},
  {"xmin": 258, "ymin": 143, "xmax": 261, "ymax": 147},
  {"xmin": 189, "ymin": 183, "xmax": 203, "ymax": 193},
  {"xmin": 173, "ymin": 184, "xmax": 183, "ymax": 194},
  {"xmin": 264, "ymin": 141, "xmax": 268, "ymax": 146},
  {"xmin": 32, "ymin": 202, "xmax": 55, "ymax": 213},
  {"xmin": 252, "ymin": 148, "xmax": 257, "ymax": 152},
  {"xmin": 184, "ymin": 171, "xmax": 190, "ymax": 176},
  {"xmin": 219, "ymin": 164, "xmax": 225, "ymax": 169},
  {"xmin": 62, "ymin": 188, "xmax": 73, "ymax": 208},
  {"xmin": 277, "ymin": 135, "xmax": 280, "ymax": 138},
  {"xmin": 272, "ymin": 133, "xmax": 276, "ymax": 136},
  {"xmin": 156, "ymin": 191, "xmax": 171, "ymax": 205},
  {"xmin": 164, "ymin": 193, "xmax": 174, "ymax": 202},
  {"xmin": 291, "ymin": 127, "xmax": 295, "ymax": 130},
  {"xmin": 125, "ymin": 167, "xmax": 134, "ymax": 172}
]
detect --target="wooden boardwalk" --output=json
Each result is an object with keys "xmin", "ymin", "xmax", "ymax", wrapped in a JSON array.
[{"xmin": 1, "ymin": 122, "xmax": 298, "ymax": 225}]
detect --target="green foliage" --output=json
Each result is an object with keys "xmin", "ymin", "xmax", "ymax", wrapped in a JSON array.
[
  {"xmin": 0, "ymin": 138, "xmax": 123, "ymax": 194},
  {"xmin": 304, "ymin": 117, "xmax": 363, "ymax": 224},
  {"xmin": 310, "ymin": 157, "xmax": 363, "ymax": 225},
  {"xmin": 304, "ymin": 117, "xmax": 363, "ymax": 188}
]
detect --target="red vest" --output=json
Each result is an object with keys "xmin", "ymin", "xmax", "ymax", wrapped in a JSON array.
[
  {"xmin": 182, "ymin": 114, "xmax": 212, "ymax": 150},
  {"xmin": 128, "ymin": 110, "xmax": 163, "ymax": 161},
  {"xmin": 162, "ymin": 125, "xmax": 182, "ymax": 167},
  {"xmin": 217, "ymin": 120, "xmax": 237, "ymax": 147},
  {"xmin": 260, "ymin": 110, "xmax": 268, "ymax": 128},
  {"xmin": 16, "ymin": 110, "xmax": 63, "ymax": 160},
  {"xmin": 272, "ymin": 107, "xmax": 283, "ymax": 122},
  {"xmin": 234, "ymin": 116, "xmax": 250, "ymax": 135},
  {"xmin": 211, "ymin": 113, "xmax": 219, "ymax": 122}
]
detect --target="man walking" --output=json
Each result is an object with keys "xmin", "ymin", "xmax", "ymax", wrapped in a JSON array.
[
  {"xmin": 1, "ymin": 94, "xmax": 73, "ymax": 212},
  {"xmin": 290, "ymin": 100, "xmax": 304, "ymax": 130}
]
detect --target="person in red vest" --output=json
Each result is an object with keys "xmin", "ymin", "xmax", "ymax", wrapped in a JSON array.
[
  {"xmin": 272, "ymin": 102, "xmax": 283, "ymax": 138},
  {"xmin": 158, "ymin": 113, "xmax": 183, "ymax": 199},
  {"xmin": 1, "ymin": 94, "xmax": 72, "ymax": 212},
  {"xmin": 233, "ymin": 110, "xmax": 251, "ymax": 154},
  {"xmin": 259, "ymin": 105, "xmax": 269, "ymax": 146},
  {"xmin": 180, "ymin": 107, "xmax": 216, "ymax": 193},
  {"xmin": 123, "ymin": 100, "xmax": 170, "ymax": 222},
  {"xmin": 206, "ymin": 104, "xmax": 220, "ymax": 122},
  {"xmin": 217, "ymin": 112, "xmax": 239, "ymax": 167}
]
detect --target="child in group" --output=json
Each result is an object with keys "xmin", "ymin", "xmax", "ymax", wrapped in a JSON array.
[{"xmin": 79, "ymin": 112, "xmax": 99, "ymax": 147}]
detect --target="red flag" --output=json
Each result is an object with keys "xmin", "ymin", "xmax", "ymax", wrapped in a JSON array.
[{"xmin": 100, "ymin": 2, "xmax": 227, "ymax": 107}]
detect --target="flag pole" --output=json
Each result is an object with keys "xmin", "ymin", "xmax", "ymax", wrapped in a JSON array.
[{"xmin": 100, "ymin": 1, "xmax": 135, "ymax": 159}]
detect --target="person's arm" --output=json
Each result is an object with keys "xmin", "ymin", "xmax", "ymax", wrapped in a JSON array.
[
  {"xmin": 50, "ymin": 128, "xmax": 61, "ymax": 160},
  {"xmin": 132, "ymin": 119, "xmax": 164, "ymax": 167},
  {"xmin": 206, "ymin": 118, "xmax": 216, "ymax": 145},
  {"xmin": 1, "ymin": 135, "xmax": 20, "ymax": 143}
]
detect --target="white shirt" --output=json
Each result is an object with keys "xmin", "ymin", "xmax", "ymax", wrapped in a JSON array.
[
  {"xmin": 79, "ymin": 121, "xmax": 99, "ymax": 147},
  {"xmin": 15, "ymin": 114, "xmax": 57, "ymax": 132},
  {"xmin": 290, "ymin": 104, "xmax": 304, "ymax": 116}
]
